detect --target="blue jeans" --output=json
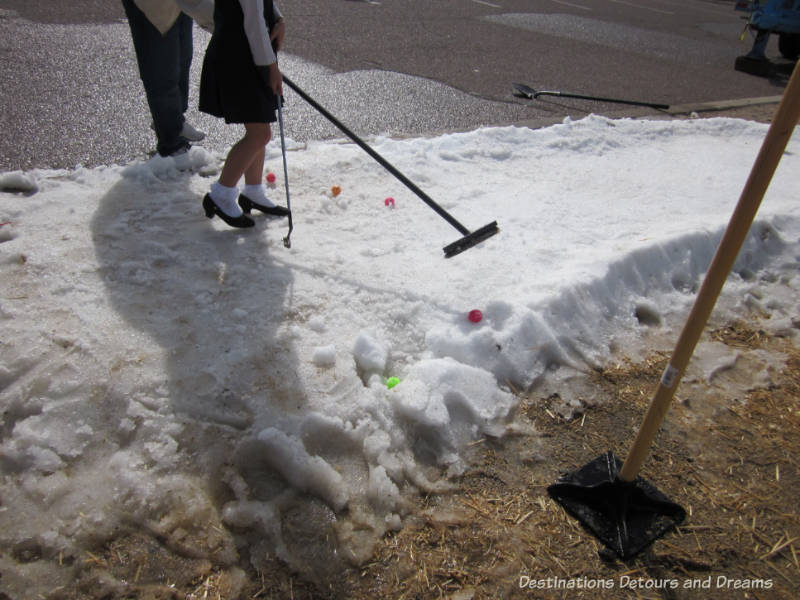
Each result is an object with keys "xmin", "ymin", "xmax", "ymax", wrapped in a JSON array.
[{"xmin": 122, "ymin": 0, "xmax": 193, "ymax": 156}]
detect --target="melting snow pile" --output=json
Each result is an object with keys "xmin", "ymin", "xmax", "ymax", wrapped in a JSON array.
[{"xmin": 0, "ymin": 116, "xmax": 798, "ymax": 590}]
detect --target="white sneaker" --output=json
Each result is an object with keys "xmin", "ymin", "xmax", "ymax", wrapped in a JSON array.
[
  {"xmin": 180, "ymin": 121, "xmax": 206, "ymax": 142},
  {"xmin": 150, "ymin": 121, "xmax": 206, "ymax": 142}
]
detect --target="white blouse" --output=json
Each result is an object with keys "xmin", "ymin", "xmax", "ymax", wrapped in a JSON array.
[{"xmin": 239, "ymin": 0, "xmax": 282, "ymax": 66}]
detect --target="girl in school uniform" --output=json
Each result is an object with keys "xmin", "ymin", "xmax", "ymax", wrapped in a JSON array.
[{"xmin": 199, "ymin": 0, "xmax": 289, "ymax": 228}]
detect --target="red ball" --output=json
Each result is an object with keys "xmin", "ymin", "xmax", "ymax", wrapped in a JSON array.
[
  {"xmin": 266, "ymin": 172, "xmax": 277, "ymax": 183},
  {"xmin": 468, "ymin": 309, "xmax": 483, "ymax": 323},
  {"xmin": 384, "ymin": 197, "xmax": 395, "ymax": 207}
]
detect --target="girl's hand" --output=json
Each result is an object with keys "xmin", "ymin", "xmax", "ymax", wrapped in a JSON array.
[{"xmin": 270, "ymin": 18, "xmax": 285, "ymax": 53}]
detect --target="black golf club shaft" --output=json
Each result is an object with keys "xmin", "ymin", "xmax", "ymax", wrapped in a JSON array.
[
  {"xmin": 277, "ymin": 96, "xmax": 292, "ymax": 248},
  {"xmin": 513, "ymin": 83, "xmax": 669, "ymax": 110}
]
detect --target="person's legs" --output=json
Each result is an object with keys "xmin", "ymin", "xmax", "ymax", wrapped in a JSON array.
[
  {"xmin": 235, "ymin": 124, "xmax": 289, "ymax": 216},
  {"xmin": 204, "ymin": 123, "xmax": 271, "ymax": 221},
  {"xmin": 244, "ymin": 146, "xmax": 266, "ymax": 186},
  {"xmin": 122, "ymin": 0, "xmax": 189, "ymax": 156},
  {"xmin": 177, "ymin": 13, "xmax": 192, "ymax": 115},
  {"xmin": 218, "ymin": 123, "xmax": 271, "ymax": 187},
  {"xmin": 174, "ymin": 13, "xmax": 207, "ymax": 142}
]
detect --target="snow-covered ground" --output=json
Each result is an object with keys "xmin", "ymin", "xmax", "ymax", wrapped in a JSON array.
[{"xmin": 1, "ymin": 115, "xmax": 798, "ymax": 592}]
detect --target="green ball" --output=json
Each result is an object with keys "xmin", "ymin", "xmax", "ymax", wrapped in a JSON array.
[{"xmin": 386, "ymin": 377, "xmax": 400, "ymax": 389}]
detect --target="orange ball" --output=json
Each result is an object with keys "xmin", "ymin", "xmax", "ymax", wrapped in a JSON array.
[{"xmin": 331, "ymin": 185, "xmax": 342, "ymax": 197}]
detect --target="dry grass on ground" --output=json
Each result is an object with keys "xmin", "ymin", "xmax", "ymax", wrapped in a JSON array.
[
  {"xmin": 77, "ymin": 316, "xmax": 797, "ymax": 600},
  {"xmin": 330, "ymin": 319, "xmax": 799, "ymax": 600}
]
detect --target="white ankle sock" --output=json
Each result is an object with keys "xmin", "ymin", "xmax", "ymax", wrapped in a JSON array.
[
  {"xmin": 210, "ymin": 182, "xmax": 242, "ymax": 217},
  {"xmin": 243, "ymin": 183, "xmax": 276, "ymax": 207}
]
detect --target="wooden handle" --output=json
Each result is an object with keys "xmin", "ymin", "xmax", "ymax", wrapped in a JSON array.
[{"xmin": 619, "ymin": 62, "xmax": 800, "ymax": 482}]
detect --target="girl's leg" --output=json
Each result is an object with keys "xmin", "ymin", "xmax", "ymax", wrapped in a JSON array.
[
  {"xmin": 205, "ymin": 123, "xmax": 268, "ymax": 223},
  {"xmin": 240, "ymin": 144, "xmax": 275, "ymax": 207},
  {"xmin": 241, "ymin": 141, "xmax": 283, "ymax": 212},
  {"xmin": 244, "ymin": 143, "xmax": 267, "ymax": 186},
  {"xmin": 238, "ymin": 124, "xmax": 287, "ymax": 214},
  {"xmin": 210, "ymin": 122, "xmax": 287, "ymax": 219},
  {"xmin": 218, "ymin": 123, "xmax": 271, "ymax": 187}
]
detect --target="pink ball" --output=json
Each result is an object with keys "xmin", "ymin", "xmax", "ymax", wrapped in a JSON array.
[
  {"xmin": 468, "ymin": 309, "xmax": 483, "ymax": 323},
  {"xmin": 384, "ymin": 197, "xmax": 395, "ymax": 207},
  {"xmin": 266, "ymin": 172, "xmax": 277, "ymax": 183}
]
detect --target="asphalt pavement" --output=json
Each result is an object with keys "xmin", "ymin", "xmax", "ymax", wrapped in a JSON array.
[{"xmin": 0, "ymin": 0, "xmax": 792, "ymax": 171}]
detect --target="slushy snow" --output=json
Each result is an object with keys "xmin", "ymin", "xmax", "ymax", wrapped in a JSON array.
[{"xmin": 1, "ymin": 115, "xmax": 799, "ymax": 589}]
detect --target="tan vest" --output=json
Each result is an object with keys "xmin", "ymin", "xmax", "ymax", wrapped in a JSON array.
[{"xmin": 134, "ymin": 0, "xmax": 214, "ymax": 34}]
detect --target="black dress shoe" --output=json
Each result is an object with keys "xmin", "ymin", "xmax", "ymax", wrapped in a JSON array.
[
  {"xmin": 202, "ymin": 194, "xmax": 255, "ymax": 228},
  {"xmin": 238, "ymin": 194, "xmax": 290, "ymax": 217}
]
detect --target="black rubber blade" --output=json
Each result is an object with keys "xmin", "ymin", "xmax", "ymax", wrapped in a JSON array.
[
  {"xmin": 547, "ymin": 452, "xmax": 685, "ymax": 560},
  {"xmin": 443, "ymin": 221, "xmax": 499, "ymax": 258},
  {"xmin": 512, "ymin": 82, "xmax": 536, "ymax": 99}
]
